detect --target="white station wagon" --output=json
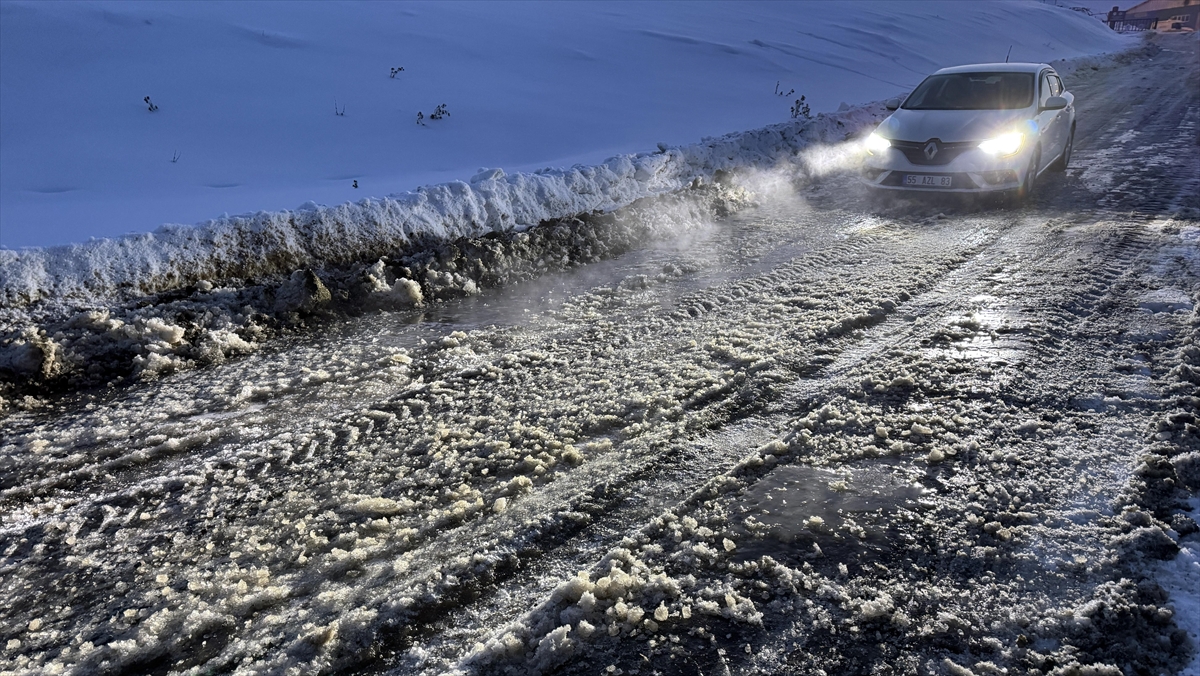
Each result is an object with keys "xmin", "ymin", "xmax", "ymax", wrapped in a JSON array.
[{"xmin": 862, "ymin": 63, "xmax": 1075, "ymax": 198}]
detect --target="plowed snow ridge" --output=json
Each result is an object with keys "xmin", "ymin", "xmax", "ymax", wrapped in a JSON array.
[{"xmin": 0, "ymin": 107, "xmax": 881, "ymax": 307}]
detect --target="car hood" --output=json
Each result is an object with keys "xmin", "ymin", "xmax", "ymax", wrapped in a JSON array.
[{"xmin": 877, "ymin": 108, "xmax": 1032, "ymax": 143}]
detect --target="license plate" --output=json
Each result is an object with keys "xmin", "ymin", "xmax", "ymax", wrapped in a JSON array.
[{"xmin": 904, "ymin": 174, "xmax": 953, "ymax": 187}]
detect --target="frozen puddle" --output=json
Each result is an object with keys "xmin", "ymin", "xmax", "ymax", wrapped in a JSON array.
[
  {"xmin": 1138, "ymin": 287, "xmax": 1194, "ymax": 314},
  {"xmin": 732, "ymin": 461, "xmax": 928, "ymax": 556},
  {"xmin": 925, "ymin": 302, "xmax": 1029, "ymax": 366}
]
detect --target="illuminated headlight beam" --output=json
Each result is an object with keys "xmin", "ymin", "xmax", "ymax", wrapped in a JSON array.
[
  {"xmin": 865, "ymin": 132, "xmax": 891, "ymax": 154},
  {"xmin": 978, "ymin": 132, "xmax": 1023, "ymax": 156}
]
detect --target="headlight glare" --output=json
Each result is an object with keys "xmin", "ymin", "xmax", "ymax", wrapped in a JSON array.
[
  {"xmin": 978, "ymin": 132, "xmax": 1023, "ymax": 156},
  {"xmin": 865, "ymin": 132, "xmax": 891, "ymax": 154}
]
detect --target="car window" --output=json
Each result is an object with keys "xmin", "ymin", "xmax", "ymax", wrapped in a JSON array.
[
  {"xmin": 902, "ymin": 72, "xmax": 1035, "ymax": 110},
  {"xmin": 1039, "ymin": 73, "xmax": 1053, "ymax": 107},
  {"xmin": 1050, "ymin": 75, "xmax": 1064, "ymax": 96}
]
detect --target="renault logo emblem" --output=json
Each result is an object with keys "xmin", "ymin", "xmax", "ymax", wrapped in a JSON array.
[{"xmin": 923, "ymin": 141, "xmax": 939, "ymax": 160}]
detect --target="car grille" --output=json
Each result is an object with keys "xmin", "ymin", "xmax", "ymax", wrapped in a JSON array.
[{"xmin": 891, "ymin": 139, "xmax": 977, "ymax": 166}]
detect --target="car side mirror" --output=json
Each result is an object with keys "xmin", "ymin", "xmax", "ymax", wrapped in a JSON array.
[
  {"xmin": 885, "ymin": 98, "xmax": 901, "ymax": 111},
  {"xmin": 1043, "ymin": 96, "xmax": 1068, "ymax": 111}
]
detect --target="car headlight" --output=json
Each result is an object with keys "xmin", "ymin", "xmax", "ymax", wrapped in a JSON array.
[
  {"xmin": 865, "ymin": 132, "xmax": 891, "ymax": 154},
  {"xmin": 978, "ymin": 132, "xmax": 1024, "ymax": 156}
]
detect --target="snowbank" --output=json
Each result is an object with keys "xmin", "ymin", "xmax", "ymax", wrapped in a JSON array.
[
  {"xmin": 1157, "ymin": 499, "xmax": 1200, "ymax": 676},
  {"xmin": 0, "ymin": 106, "xmax": 879, "ymax": 307}
]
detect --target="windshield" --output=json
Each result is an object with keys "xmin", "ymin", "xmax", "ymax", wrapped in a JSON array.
[{"xmin": 902, "ymin": 72, "xmax": 1035, "ymax": 110}]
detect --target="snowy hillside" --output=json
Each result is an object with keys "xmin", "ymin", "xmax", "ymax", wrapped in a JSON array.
[{"xmin": 0, "ymin": 0, "xmax": 1129, "ymax": 252}]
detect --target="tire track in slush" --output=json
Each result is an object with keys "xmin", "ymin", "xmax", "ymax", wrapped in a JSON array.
[
  {"xmin": 360, "ymin": 220, "xmax": 1012, "ymax": 674},
  {"xmin": 459, "ymin": 185, "xmax": 1195, "ymax": 676}
]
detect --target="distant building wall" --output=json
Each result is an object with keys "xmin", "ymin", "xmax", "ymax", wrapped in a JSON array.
[{"xmin": 1125, "ymin": 0, "xmax": 1200, "ymax": 29}]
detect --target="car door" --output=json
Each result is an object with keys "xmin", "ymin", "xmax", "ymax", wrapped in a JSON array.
[
  {"xmin": 1050, "ymin": 72, "xmax": 1075, "ymax": 143},
  {"xmin": 1036, "ymin": 71, "xmax": 1063, "ymax": 170},
  {"xmin": 1046, "ymin": 72, "xmax": 1069, "ymax": 154}
]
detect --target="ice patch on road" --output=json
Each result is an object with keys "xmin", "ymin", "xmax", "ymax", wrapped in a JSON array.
[
  {"xmin": 1139, "ymin": 288, "xmax": 1194, "ymax": 314},
  {"xmin": 734, "ymin": 462, "xmax": 926, "ymax": 544}
]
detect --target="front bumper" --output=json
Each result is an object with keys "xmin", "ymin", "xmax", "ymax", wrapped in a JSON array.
[{"xmin": 862, "ymin": 145, "xmax": 1029, "ymax": 193}]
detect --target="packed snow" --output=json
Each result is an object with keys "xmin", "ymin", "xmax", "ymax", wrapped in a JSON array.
[{"xmin": 1158, "ymin": 499, "xmax": 1200, "ymax": 676}]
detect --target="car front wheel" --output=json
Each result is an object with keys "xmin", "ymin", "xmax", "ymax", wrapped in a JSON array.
[
  {"xmin": 1050, "ymin": 126, "xmax": 1074, "ymax": 172},
  {"xmin": 1019, "ymin": 147, "xmax": 1040, "ymax": 201}
]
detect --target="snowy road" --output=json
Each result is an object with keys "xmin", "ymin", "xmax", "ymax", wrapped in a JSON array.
[{"xmin": 2, "ymin": 37, "xmax": 1199, "ymax": 676}]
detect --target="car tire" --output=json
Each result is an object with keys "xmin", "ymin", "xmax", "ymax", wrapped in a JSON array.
[
  {"xmin": 1020, "ymin": 147, "xmax": 1040, "ymax": 201},
  {"xmin": 1050, "ymin": 125, "xmax": 1074, "ymax": 172}
]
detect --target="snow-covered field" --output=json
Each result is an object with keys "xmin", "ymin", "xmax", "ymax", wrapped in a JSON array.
[
  {"xmin": 2, "ymin": 4, "xmax": 1199, "ymax": 676},
  {"xmin": 1, "ymin": 0, "xmax": 1128, "ymax": 250}
]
